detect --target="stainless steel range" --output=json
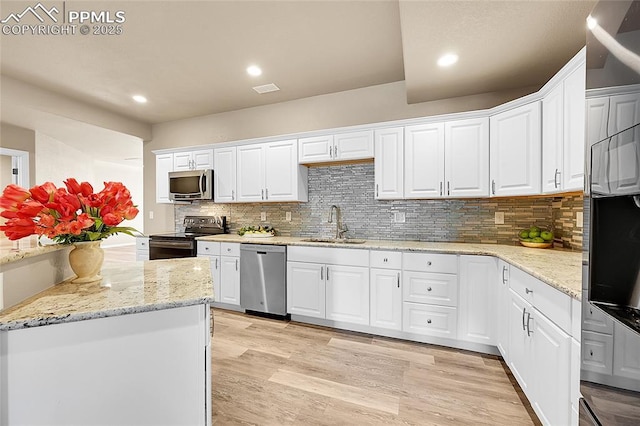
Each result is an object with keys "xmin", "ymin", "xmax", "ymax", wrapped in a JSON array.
[{"xmin": 149, "ymin": 216, "xmax": 226, "ymax": 260}]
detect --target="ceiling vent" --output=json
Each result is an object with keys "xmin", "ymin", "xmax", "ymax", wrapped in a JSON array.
[{"xmin": 253, "ymin": 83, "xmax": 280, "ymax": 94}]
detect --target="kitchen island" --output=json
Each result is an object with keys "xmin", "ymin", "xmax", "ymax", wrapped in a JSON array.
[{"xmin": 0, "ymin": 257, "xmax": 214, "ymax": 426}]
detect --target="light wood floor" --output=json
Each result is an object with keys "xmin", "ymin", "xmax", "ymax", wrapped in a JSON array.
[{"xmin": 211, "ymin": 309, "xmax": 540, "ymax": 426}]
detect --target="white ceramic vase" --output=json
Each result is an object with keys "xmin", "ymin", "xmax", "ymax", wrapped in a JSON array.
[{"xmin": 69, "ymin": 241, "xmax": 104, "ymax": 283}]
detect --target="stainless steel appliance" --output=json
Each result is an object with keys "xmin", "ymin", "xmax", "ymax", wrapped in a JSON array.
[
  {"xmin": 169, "ymin": 169, "xmax": 213, "ymax": 202},
  {"xmin": 239, "ymin": 244, "xmax": 287, "ymax": 316},
  {"xmin": 581, "ymin": 1, "xmax": 640, "ymax": 424},
  {"xmin": 149, "ymin": 216, "xmax": 226, "ymax": 260}
]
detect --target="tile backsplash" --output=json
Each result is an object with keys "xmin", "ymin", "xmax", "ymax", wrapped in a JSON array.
[{"xmin": 176, "ymin": 163, "xmax": 584, "ymax": 251}]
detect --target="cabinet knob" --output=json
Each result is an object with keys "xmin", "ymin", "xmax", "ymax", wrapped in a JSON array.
[
  {"xmin": 590, "ymin": 350, "xmax": 593, "ymax": 357},
  {"xmin": 205, "ymin": 247, "xmax": 209, "ymax": 251},
  {"xmin": 427, "ymin": 319, "xmax": 432, "ymax": 324},
  {"xmin": 427, "ymin": 261, "xmax": 432, "ymax": 266},
  {"xmin": 427, "ymin": 287, "xmax": 432, "ymax": 292},
  {"xmin": 384, "ymin": 258, "xmax": 388, "ymax": 263}
]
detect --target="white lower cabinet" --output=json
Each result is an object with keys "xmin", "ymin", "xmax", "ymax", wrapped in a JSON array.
[
  {"xmin": 458, "ymin": 256, "xmax": 497, "ymax": 345},
  {"xmin": 370, "ymin": 268, "xmax": 402, "ymax": 330},
  {"xmin": 287, "ymin": 261, "xmax": 325, "ymax": 318},
  {"xmin": 325, "ymin": 265, "xmax": 369, "ymax": 325},
  {"xmin": 218, "ymin": 243, "xmax": 240, "ymax": 307},
  {"xmin": 136, "ymin": 236, "xmax": 149, "ymax": 261},
  {"xmin": 496, "ymin": 260, "xmax": 510, "ymax": 361},
  {"xmin": 508, "ymin": 289, "xmax": 536, "ymax": 396},
  {"xmin": 197, "ymin": 241, "xmax": 221, "ymax": 304},
  {"xmin": 403, "ymin": 302, "xmax": 457, "ymax": 339}
]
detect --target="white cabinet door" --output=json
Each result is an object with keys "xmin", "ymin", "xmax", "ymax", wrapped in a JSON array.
[
  {"xmin": 325, "ymin": 264, "xmax": 369, "ymax": 325},
  {"xmin": 192, "ymin": 149, "xmax": 214, "ymax": 169},
  {"xmin": 542, "ymin": 83, "xmax": 564, "ymax": 193},
  {"xmin": 608, "ymin": 92, "xmax": 640, "ymax": 136},
  {"xmin": 173, "ymin": 152, "xmax": 193, "ymax": 171},
  {"xmin": 508, "ymin": 289, "xmax": 535, "ymax": 396},
  {"xmin": 490, "ymin": 102, "xmax": 542, "ymax": 196},
  {"xmin": 264, "ymin": 139, "xmax": 299, "ymax": 201},
  {"xmin": 287, "ymin": 262, "xmax": 325, "ymax": 318},
  {"xmin": 445, "ymin": 117, "xmax": 489, "ymax": 197},
  {"xmin": 298, "ymin": 135, "xmax": 333, "ymax": 163},
  {"xmin": 562, "ymin": 66, "xmax": 586, "ymax": 191},
  {"xmin": 198, "ymin": 255, "xmax": 221, "ymax": 303},
  {"xmin": 236, "ymin": 144, "xmax": 265, "ymax": 202},
  {"xmin": 496, "ymin": 260, "xmax": 510, "ymax": 361},
  {"xmin": 219, "ymin": 256, "xmax": 240, "ymax": 306},
  {"xmin": 155, "ymin": 153, "xmax": 173, "ymax": 204},
  {"xmin": 586, "ymin": 97, "xmax": 610, "ymax": 146},
  {"xmin": 334, "ymin": 130, "xmax": 374, "ymax": 160},
  {"xmin": 404, "ymin": 123, "xmax": 445, "ymax": 198},
  {"xmin": 374, "ymin": 127, "xmax": 404, "ymax": 199},
  {"xmin": 458, "ymin": 256, "xmax": 497, "ymax": 345},
  {"xmin": 532, "ymin": 309, "xmax": 571, "ymax": 426},
  {"xmin": 370, "ymin": 268, "xmax": 402, "ymax": 330},
  {"xmin": 213, "ymin": 147, "xmax": 237, "ymax": 203}
]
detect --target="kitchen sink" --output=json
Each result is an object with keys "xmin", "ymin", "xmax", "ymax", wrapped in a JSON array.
[{"xmin": 301, "ymin": 238, "xmax": 366, "ymax": 244}]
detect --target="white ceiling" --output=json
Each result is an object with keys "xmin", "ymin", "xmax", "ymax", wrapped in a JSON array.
[{"xmin": 0, "ymin": 0, "xmax": 595, "ymax": 125}]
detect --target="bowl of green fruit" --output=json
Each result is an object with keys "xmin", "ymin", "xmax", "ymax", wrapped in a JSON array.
[
  {"xmin": 518, "ymin": 226, "xmax": 554, "ymax": 248},
  {"xmin": 238, "ymin": 225, "xmax": 276, "ymax": 238}
]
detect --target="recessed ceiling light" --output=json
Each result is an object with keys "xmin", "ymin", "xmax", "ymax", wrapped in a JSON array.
[
  {"xmin": 247, "ymin": 65, "xmax": 262, "ymax": 76},
  {"xmin": 132, "ymin": 95, "xmax": 147, "ymax": 103},
  {"xmin": 586, "ymin": 15, "xmax": 597, "ymax": 30},
  {"xmin": 437, "ymin": 53, "xmax": 459, "ymax": 67}
]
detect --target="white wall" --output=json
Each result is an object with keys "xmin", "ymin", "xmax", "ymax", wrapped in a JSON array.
[{"xmin": 36, "ymin": 133, "xmax": 143, "ymax": 247}]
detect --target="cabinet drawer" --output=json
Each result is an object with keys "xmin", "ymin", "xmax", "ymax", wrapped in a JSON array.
[
  {"xmin": 370, "ymin": 250, "xmax": 402, "ymax": 269},
  {"xmin": 221, "ymin": 243, "xmax": 240, "ymax": 257},
  {"xmin": 403, "ymin": 271, "xmax": 457, "ymax": 306},
  {"xmin": 402, "ymin": 252, "xmax": 457, "ymax": 273},
  {"xmin": 197, "ymin": 241, "xmax": 221, "ymax": 256},
  {"xmin": 136, "ymin": 237, "xmax": 149, "ymax": 251},
  {"xmin": 402, "ymin": 302, "xmax": 457, "ymax": 339},
  {"xmin": 582, "ymin": 331, "xmax": 613, "ymax": 375},
  {"xmin": 582, "ymin": 302, "xmax": 614, "ymax": 334}
]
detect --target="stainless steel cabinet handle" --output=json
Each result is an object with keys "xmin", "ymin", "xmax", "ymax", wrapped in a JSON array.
[
  {"xmin": 215, "ymin": 258, "xmax": 218, "ymax": 269},
  {"xmin": 590, "ymin": 308, "xmax": 593, "ymax": 315},
  {"xmin": 321, "ymin": 266, "xmax": 324, "ymax": 281},
  {"xmin": 329, "ymin": 146, "xmax": 333, "ymax": 158},
  {"xmin": 554, "ymin": 169, "xmax": 561, "ymax": 189},
  {"xmin": 326, "ymin": 266, "xmax": 330, "ymax": 280},
  {"xmin": 397, "ymin": 272, "xmax": 400, "ymax": 288},
  {"xmin": 525, "ymin": 288, "xmax": 533, "ymax": 295},
  {"xmin": 522, "ymin": 307, "xmax": 527, "ymax": 331},
  {"xmin": 265, "ymin": 188, "xmax": 269, "ymax": 200},
  {"xmin": 526, "ymin": 312, "xmax": 533, "ymax": 336},
  {"xmin": 427, "ymin": 319, "xmax": 432, "ymax": 324},
  {"xmin": 502, "ymin": 266, "xmax": 508, "ymax": 284},
  {"xmin": 447, "ymin": 181, "xmax": 450, "ymax": 196},
  {"xmin": 376, "ymin": 184, "xmax": 379, "ymax": 197},
  {"xmin": 384, "ymin": 258, "xmax": 388, "ymax": 263},
  {"xmin": 491, "ymin": 180, "xmax": 496, "ymax": 195},
  {"xmin": 231, "ymin": 190, "xmax": 235, "ymax": 201},
  {"xmin": 261, "ymin": 189, "xmax": 264, "ymax": 200},
  {"xmin": 439, "ymin": 182, "xmax": 443, "ymax": 196},
  {"xmin": 235, "ymin": 259, "xmax": 238, "ymax": 271}
]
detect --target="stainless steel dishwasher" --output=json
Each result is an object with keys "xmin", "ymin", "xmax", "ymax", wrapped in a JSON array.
[{"xmin": 240, "ymin": 244, "xmax": 287, "ymax": 316}]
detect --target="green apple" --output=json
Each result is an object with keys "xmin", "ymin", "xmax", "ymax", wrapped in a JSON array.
[{"xmin": 540, "ymin": 231, "xmax": 554, "ymax": 241}]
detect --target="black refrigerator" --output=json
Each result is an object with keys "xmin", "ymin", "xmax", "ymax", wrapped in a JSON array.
[{"xmin": 581, "ymin": 1, "xmax": 640, "ymax": 424}]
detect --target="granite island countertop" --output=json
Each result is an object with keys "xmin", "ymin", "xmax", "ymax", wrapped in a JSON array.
[
  {"xmin": 197, "ymin": 235, "xmax": 583, "ymax": 300},
  {"xmin": 0, "ymin": 257, "xmax": 214, "ymax": 331}
]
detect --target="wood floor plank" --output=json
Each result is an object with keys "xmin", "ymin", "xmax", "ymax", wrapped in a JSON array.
[
  {"xmin": 268, "ymin": 369, "xmax": 401, "ymax": 415},
  {"xmin": 328, "ymin": 336, "xmax": 436, "ymax": 366}
]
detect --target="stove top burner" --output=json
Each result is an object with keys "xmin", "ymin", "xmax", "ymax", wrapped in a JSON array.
[{"xmin": 594, "ymin": 302, "xmax": 640, "ymax": 334}]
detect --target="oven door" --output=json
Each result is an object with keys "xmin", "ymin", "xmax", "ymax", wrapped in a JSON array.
[{"xmin": 148, "ymin": 238, "xmax": 195, "ymax": 260}]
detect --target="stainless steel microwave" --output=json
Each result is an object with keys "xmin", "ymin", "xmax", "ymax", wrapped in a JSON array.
[{"xmin": 168, "ymin": 169, "xmax": 213, "ymax": 202}]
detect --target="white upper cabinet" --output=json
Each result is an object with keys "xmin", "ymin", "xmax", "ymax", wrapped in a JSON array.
[
  {"xmin": 213, "ymin": 146, "xmax": 237, "ymax": 203},
  {"xmin": 173, "ymin": 149, "xmax": 213, "ymax": 171},
  {"xmin": 490, "ymin": 102, "xmax": 542, "ymax": 196},
  {"xmin": 542, "ymin": 60, "xmax": 586, "ymax": 194},
  {"xmin": 299, "ymin": 130, "xmax": 373, "ymax": 164},
  {"xmin": 374, "ymin": 127, "xmax": 404, "ymax": 199},
  {"xmin": 445, "ymin": 117, "xmax": 490, "ymax": 197},
  {"xmin": 155, "ymin": 153, "xmax": 173, "ymax": 204},
  {"xmin": 237, "ymin": 140, "xmax": 308, "ymax": 203},
  {"xmin": 586, "ymin": 97, "xmax": 610, "ymax": 147},
  {"xmin": 608, "ymin": 92, "xmax": 640, "ymax": 136},
  {"xmin": 404, "ymin": 123, "xmax": 445, "ymax": 198}
]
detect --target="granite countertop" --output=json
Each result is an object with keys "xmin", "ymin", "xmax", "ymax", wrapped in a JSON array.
[
  {"xmin": 0, "ymin": 236, "xmax": 69, "ymax": 266},
  {"xmin": 0, "ymin": 257, "xmax": 214, "ymax": 331},
  {"xmin": 198, "ymin": 234, "xmax": 583, "ymax": 300}
]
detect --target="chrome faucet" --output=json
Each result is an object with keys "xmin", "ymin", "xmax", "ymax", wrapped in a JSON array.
[{"xmin": 328, "ymin": 205, "xmax": 348, "ymax": 239}]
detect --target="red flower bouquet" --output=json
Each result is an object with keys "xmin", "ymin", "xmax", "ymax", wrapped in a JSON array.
[{"xmin": 0, "ymin": 179, "xmax": 140, "ymax": 244}]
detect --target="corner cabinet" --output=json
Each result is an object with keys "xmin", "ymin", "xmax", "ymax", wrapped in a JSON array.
[
  {"xmin": 237, "ymin": 139, "xmax": 308, "ymax": 203},
  {"xmin": 490, "ymin": 102, "xmax": 542, "ymax": 196},
  {"xmin": 457, "ymin": 255, "xmax": 497, "ymax": 345}
]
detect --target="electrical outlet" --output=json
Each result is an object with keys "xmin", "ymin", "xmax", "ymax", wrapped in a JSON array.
[
  {"xmin": 576, "ymin": 211, "xmax": 583, "ymax": 228},
  {"xmin": 260, "ymin": 212, "xmax": 267, "ymax": 221},
  {"xmin": 495, "ymin": 212, "xmax": 504, "ymax": 225},
  {"xmin": 394, "ymin": 212, "xmax": 406, "ymax": 223},
  {"xmin": 149, "ymin": 211, "xmax": 154, "ymax": 220},
  {"xmin": 285, "ymin": 212, "xmax": 292, "ymax": 221}
]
